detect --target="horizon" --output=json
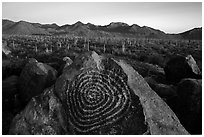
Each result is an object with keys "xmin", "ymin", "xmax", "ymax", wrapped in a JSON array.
[
  {"xmin": 2, "ymin": 2, "xmax": 202, "ymax": 33},
  {"xmin": 2, "ymin": 18, "xmax": 202, "ymax": 34}
]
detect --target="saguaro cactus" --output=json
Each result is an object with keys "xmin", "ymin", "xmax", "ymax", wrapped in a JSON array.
[{"xmin": 122, "ymin": 42, "xmax": 126, "ymax": 53}]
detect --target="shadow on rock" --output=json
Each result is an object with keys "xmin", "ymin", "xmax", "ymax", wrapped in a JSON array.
[
  {"xmin": 18, "ymin": 58, "xmax": 58, "ymax": 105},
  {"xmin": 175, "ymin": 78, "xmax": 202, "ymax": 134}
]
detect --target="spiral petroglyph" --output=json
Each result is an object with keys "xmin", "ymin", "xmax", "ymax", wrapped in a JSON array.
[{"xmin": 66, "ymin": 58, "xmax": 132, "ymax": 134}]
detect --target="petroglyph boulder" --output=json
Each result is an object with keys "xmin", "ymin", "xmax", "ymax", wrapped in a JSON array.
[{"xmin": 10, "ymin": 51, "xmax": 189, "ymax": 135}]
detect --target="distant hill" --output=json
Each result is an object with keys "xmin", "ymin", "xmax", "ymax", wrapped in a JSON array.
[
  {"xmin": 178, "ymin": 28, "xmax": 202, "ymax": 40},
  {"xmin": 3, "ymin": 20, "xmax": 49, "ymax": 35},
  {"xmin": 2, "ymin": 19, "xmax": 15, "ymax": 31},
  {"xmin": 2, "ymin": 19, "xmax": 202, "ymax": 40}
]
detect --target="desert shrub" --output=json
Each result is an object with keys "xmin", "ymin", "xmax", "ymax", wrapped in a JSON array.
[
  {"xmin": 147, "ymin": 53, "xmax": 165, "ymax": 67},
  {"xmin": 138, "ymin": 53, "xmax": 148, "ymax": 62}
]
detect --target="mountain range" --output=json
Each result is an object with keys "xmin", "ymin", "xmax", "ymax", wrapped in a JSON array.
[{"xmin": 2, "ymin": 19, "xmax": 202, "ymax": 40}]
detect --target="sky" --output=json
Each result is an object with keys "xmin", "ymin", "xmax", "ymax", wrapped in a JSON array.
[{"xmin": 2, "ymin": 2, "xmax": 202, "ymax": 33}]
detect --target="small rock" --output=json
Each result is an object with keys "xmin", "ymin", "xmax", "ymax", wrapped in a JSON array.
[
  {"xmin": 185, "ymin": 55, "xmax": 201, "ymax": 75},
  {"xmin": 62, "ymin": 56, "xmax": 73, "ymax": 72},
  {"xmin": 28, "ymin": 58, "xmax": 38, "ymax": 64}
]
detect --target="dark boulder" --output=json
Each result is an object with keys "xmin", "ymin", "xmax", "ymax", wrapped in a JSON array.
[
  {"xmin": 9, "ymin": 86, "xmax": 68, "ymax": 135},
  {"xmin": 2, "ymin": 75, "xmax": 19, "ymax": 111},
  {"xmin": 144, "ymin": 77, "xmax": 177, "ymax": 99},
  {"xmin": 164, "ymin": 55, "xmax": 201, "ymax": 84},
  {"xmin": 175, "ymin": 78, "xmax": 202, "ymax": 134},
  {"xmin": 2, "ymin": 59, "xmax": 27, "ymax": 80},
  {"xmin": 18, "ymin": 59, "xmax": 58, "ymax": 105}
]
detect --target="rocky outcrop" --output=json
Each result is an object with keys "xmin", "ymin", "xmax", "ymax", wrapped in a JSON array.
[
  {"xmin": 9, "ymin": 51, "xmax": 189, "ymax": 135},
  {"xmin": 164, "ymin": 55, "xmax": 201, "ymax": 83},
  {"xmin": 18, "ymin": 58, "xmax": 58, "ymax": 104},
  {"xmin": 9, "ymin": 86, "xmax": 68, "ymax": 135}
]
